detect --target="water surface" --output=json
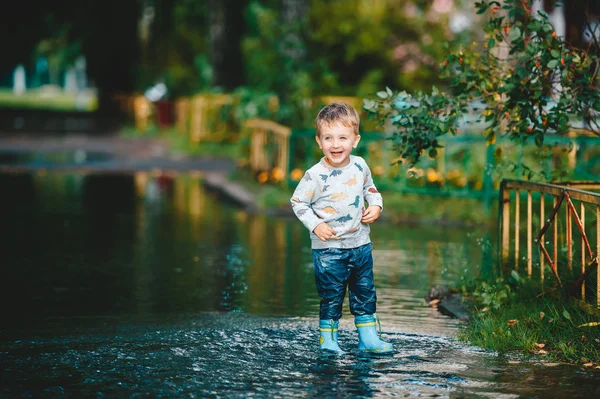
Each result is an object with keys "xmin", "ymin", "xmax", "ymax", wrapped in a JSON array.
[{"xmin": 1, "ymin": 172, "xmax": 599, "ymax": 398}]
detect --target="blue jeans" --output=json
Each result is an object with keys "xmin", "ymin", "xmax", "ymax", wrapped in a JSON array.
[{"xmin": 312, "ymin": 242, "xmax": 377, "ymax": 320}]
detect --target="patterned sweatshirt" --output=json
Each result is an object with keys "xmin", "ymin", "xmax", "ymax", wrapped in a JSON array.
[{"xmin": 290, "ymin": 155, "xmax": 383, "ymax": 249}]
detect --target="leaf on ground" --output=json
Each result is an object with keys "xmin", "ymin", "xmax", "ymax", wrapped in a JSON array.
[
  {"xmin": 428, "ymin": 299, "xmax": 440, "ymax": 306},
  {"xmin": 577, "ymin": 322, "xmax": 600, "ymax": 327},
  {"xmin": 542, "ymin": 362, "xmax": 560, "ymax": 367},
  {"xmin": 583, "ymin": 362, "xmax": 594, "ymax": 367},
  {"xmin": 563, "ymin": 310, "xmax": 572, "ymax": 321},
  {"xmin": 537, "ymin": 349, "xmax": 548, "ymax": 354},
  {"xmin": 506, "ymin": 319, "xmax": 519, "ymax": 327},
  {"xmin": 539, "ymin": 311, "xmax": 545, "ymax": 320},
  {"xmin": 508, "ymin": 360, "xmax": 520, "ymax": 364},
  {"xmin": 534, "ymin": 343, "xmax": 545, "ymax": 349}
]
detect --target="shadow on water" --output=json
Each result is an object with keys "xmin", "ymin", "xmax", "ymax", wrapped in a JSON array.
[{"xmin": 1, "ymin": 171, "xmax": 599, "ymax": 398}]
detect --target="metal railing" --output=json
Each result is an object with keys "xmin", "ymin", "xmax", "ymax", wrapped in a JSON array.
[{"xmin": 499, "ymin": 179, "xmax": 600, "ymax": 306}]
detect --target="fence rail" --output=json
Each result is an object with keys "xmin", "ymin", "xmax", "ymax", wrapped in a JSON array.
[
  {"xmin": 113, "ymin": 94, "xmax": 600, "ymax": 217},
  {"xmin": 499, "ymin": 179, "xmax": 600, "ymax": 306}
]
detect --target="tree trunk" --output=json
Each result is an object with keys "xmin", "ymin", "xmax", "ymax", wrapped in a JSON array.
[
  {"xmin": 208, "ymin": 0, "xmax": 246, "ymax": 90},
  {"xmin": 280, "ymin": 0, "xmax": 308, "ymax": 62},
  {"xmin": 279, "ymin": 0, "xmax": 308, "ymax": 122}
]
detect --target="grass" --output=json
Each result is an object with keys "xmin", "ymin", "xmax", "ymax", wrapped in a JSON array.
[
  {"xmin": 0, "ymin": 87, "xmax": 98, "ymax": 111},
  {"xmin": 458, "ymin": 275, "xmax": 600, "ymax": 365},
  {"xmin": 120, "ymin": 124, "xmax": 245, "ymax": 159}
]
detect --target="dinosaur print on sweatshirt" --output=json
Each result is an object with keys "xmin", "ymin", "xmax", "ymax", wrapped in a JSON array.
[
  {"xmin": 343, "ymin": 175, "xmax": 357, "ymax": 186},
  {"xmin": 348, "ymin": 196, "xmax": 360, "ymax": 208},
  {"xmin": 289, "ymin": 155, "xmax": 383, "ymax": 249},
  {"xmin": 331, "ymin": 192, "xmax": 347, "ymax": 201},
  {"xmin": 344, "ymin": 225, "xmax": 359, "ymax": 234},
  {"xmin": 335, "ymin": 214, "xmax": 352, "ymax": 223},
  {"xmin": 296, "ymin": 208, "xmax": 308, "ymax": 217}
]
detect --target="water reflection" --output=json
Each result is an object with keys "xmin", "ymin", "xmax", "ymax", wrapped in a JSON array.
[{"xmin": 1, "ymin": 171, "xmax": 599, "ymax": 398}]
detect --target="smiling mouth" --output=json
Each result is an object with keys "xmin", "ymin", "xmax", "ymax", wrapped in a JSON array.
[{"xmin": 330, "ymin": 151, "xmax": 343, "ymax": 156}]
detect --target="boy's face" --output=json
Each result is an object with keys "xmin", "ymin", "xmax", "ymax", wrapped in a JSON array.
[{"xmin": 315, "ymin": 123, "xmax": 360, "ymax": 168}]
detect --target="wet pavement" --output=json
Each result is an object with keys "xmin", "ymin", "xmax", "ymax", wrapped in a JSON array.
[{"xmin": 0, "ymin": 132, "xmax": 236, "ymax": 173}]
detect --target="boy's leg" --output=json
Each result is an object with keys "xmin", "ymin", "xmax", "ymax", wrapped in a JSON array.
[
  {"xmin": 348, "ymin": 243, "xmax": 394, "ymax": 354},
  {"xmin": 347, "ymin": 242, "xmax": 377, "ymax": 316},
  {"xmin": 313, "ymin": 248, "xmax": 350, "ymax": 353},
  {"xmin": 312, "ymin": 248, "xmax": 350, "ymax": 321}
]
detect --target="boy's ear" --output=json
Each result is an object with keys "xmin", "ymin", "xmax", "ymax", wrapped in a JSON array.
[
  {"xmin": 315, "ymin": 135, "xmax": 323, "ymax": 149},
  {"xmin": 353, "ymin": 134, "xmax": 361, "ymax": 148}
]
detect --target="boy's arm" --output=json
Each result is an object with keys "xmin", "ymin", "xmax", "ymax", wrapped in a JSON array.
[
  {"xmin": 362, "ymin": 163, "xmax": 383, "ymax": 210},
  {"xmin": 290, "ymin": 172, "xmax": 323, "ymax": 233}
]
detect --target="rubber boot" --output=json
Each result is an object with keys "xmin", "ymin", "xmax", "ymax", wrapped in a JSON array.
[
  {"xmin": 319, "ymin": 319, "xmax": 345, "ymax": 354},
  {"xmin": 355, "ymin": 314, "xmax": 394, "ymax": 354}
]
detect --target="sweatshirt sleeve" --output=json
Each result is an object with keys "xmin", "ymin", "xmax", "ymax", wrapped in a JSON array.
[
  {"xmin": 290, "ymin": 171, "xmax": 323, "ymax": 233},
  {"xmin": 363, "ymin": 163, "xmax": 383, "ymax": 210}
]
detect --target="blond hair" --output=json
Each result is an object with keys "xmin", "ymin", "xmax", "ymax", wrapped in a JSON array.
[{"xmin": 315, "ymin": 102, "xmax": 360, "ymax": 136}]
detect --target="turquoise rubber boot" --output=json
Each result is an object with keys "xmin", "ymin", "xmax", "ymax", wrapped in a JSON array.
[
  {"xmin": 355, "ymin": 314, "xmax": 394, "ymax": 354},
  {"xmin": 319, "ymin": 319, "xmax": 345, "ymax": 354}
]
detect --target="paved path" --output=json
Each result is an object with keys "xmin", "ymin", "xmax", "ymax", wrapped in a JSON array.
[
  {"xmin": 0, "ymin": 132, "xmax": 259, "ymax": 210},
  {"xmin": 0, "ymin": 133, "xmax": 236, "ymax": 173}
]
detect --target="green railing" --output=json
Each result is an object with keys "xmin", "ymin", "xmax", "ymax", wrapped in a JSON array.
[{"xmin": 283, "ymin": 129, "xmax": 600, "ymax": 213}]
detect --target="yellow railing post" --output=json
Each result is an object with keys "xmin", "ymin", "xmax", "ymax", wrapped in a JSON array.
[
  {"xmin": 540, "ymin": 194, "xmax": 545, "ymax": 282},
  {"xmin": 527, "ymin": 190, "xmax": 532, "ymax": 277},
  {"xmin": 553, "ymin": 196, "xmax": 558, "ymax": 276},
  {"xmin": 514, "ymin": 189, "xmax": 520, "ymax": 270},
  {"xmin": 190, "ymin": 95, "xmax": 206, "ymax": 144},
  {"xmin": 581, "ymin": 202, "xmax": 586, "ymax": 298},
  {"xmin": 567, "ymin": 195, "xmax": 572, "ymax": 272},
  {"xmin": 133, "ymin": 95, "xmax": 152, "ymax": 133},
  {"xmin": 501, "ymin": 184, "xmax": 510, "ymax": 269},
  {"xmin": 174, "ymin": 98, "xmax": 190, "ymax": 135},
  {"xmin": 597, "ymin": 206, "xmax": 600, "ymax": 307}
]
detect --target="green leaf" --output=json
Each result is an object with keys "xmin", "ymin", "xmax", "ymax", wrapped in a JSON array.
[
  {"xmin": 488, "ymin": 38, "xmax": 495, "ymax": 48},
  {"xmin": 509, "ymin": 27, "xmax": 521, "ymax": 41},
  {"xmin": 551, "ymin": 49, "xmax": 560, "ymax": 58},
  {"xmin": 562, "ymin": 309, "xmax": 572, "ymax": 321},
  {"xmin": 363, "ymin": 99, "xmax": 376, "ymax": 111},
  {"xmin": 547, "ymin": 59, "xmax": 559, "ymax": 69}
]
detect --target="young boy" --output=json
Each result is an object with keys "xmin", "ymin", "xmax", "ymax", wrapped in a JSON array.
[{"xmin": 290, "ymin": 102, "xmax": 393, "ymax": 354}]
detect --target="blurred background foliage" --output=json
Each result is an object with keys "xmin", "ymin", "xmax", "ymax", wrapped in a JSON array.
[{"xmin": 1, "ymin": 0, "xmax": 477, "ymax": 125}]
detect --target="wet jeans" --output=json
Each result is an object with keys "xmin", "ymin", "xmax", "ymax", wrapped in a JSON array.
[{"xmin": 312, "ymin": 242, "xmax": 377, "ymax": 320}]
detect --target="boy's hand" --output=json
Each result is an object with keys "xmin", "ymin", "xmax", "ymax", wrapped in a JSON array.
[
  {"xmin": 361, "ymin": 205, "xmax": 381, "ymax": 224},
  {"xmin": 313, "ymin": 222, "xmax": 336, "ymax": 241}
]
